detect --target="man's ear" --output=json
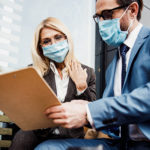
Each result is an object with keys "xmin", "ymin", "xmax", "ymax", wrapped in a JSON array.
[{"xmin": 129, "ymin": 2, "xmax": 139, "ymax": 19}]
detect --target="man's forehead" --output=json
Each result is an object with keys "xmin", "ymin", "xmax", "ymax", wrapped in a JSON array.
[{"xmin": 96, "ymin": 0, "xmax": 119, "ymax": 13}]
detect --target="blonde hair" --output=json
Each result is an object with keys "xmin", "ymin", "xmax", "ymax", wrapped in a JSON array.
[{"xmin": 31, "ymin": 17, "xmax": 77, "ymax": 76}]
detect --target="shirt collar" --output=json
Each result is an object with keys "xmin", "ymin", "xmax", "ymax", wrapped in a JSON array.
[
  {"xmin": 124, "ymin": 23, "xmax": 143, "ymax": 49},
  {"xmin": 50, "ymin": 61, "xmax": 68, "ymax": 78},
  {"xmin": 118, "ymin": 23, "xmax": 143, "ymax": 57}
]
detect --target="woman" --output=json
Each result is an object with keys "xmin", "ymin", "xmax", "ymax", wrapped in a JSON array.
[{"xmin": 9, "ymin": 17, "xmax": 96, "ymax": 150}]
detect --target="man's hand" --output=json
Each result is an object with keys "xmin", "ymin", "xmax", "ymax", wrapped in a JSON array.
[{"xmin": 45, "ymin": 100, "xmax": 89, "ymax": 128}]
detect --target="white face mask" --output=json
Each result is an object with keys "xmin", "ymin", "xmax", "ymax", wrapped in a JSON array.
[
  {"xmin": 98, "ymin": 6, "xmax": 134, "ymax": 46},
  {"xmin": 42, "ymin": 40, "xmax": 69, "ymax": 63}
]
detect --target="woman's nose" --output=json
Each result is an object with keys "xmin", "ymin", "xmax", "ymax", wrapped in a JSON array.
[{"xmin": 51, "ymin": 38, "xmax": 56, "ymax": 45}]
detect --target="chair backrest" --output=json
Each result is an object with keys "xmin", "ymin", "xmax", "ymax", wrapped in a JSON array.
[{"xmin": 0, "ymin": 115, "xmax": 12, "ymax": 148}]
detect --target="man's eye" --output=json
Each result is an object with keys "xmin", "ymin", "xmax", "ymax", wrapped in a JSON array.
[{"xmin": 102, "ymin": 11, "xmax": 113, "ymax": 20}]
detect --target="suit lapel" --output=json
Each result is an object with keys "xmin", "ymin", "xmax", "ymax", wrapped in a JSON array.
[
  {"xmin": 64, "ymin": 64, "xmax": 87, "ymax": 102},
  {"xmin": 103, "ymin": 52, "xmax": 118, "ymax": 97},
  {"xmin": 43, "ymin": 69, "xmax": 57, "ymax": 95},
  {"xmin": 64, "ymin": 78, "xmax": 76, "ymax": 102},
  {"xmin": 123, "ymin": 27, "xmax": 150, "ymax": 88},
  {"xmin": 44, "ymin": 69, "xmax": 76, "ymax": 102}
]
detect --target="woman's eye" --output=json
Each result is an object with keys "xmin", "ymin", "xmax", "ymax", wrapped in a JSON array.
[
  {"xmin": 43, "ymin": 39, "xmax": 51, "ymax": 44},
  {"xmin": 55, "ymin": 35, "xmax": 63, "ymax": 40}
]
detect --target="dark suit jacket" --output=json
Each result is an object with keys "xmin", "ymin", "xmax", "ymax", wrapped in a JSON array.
[{"xmin": 35, "ymin": 64, "xmax": 96, "ymax": 139}]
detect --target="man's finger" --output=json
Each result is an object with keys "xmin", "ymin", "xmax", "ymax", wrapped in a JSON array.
[
  {"xmin": 47, "ymin": 112, "xmax": 67, "ymax": 119},
  {"xmin": 45, "ymin": 105, "xmax": 64, "ymax": 114},
  {"xmin": 53, "ymin": 119, "xmax": 69, "ymax": 125}
]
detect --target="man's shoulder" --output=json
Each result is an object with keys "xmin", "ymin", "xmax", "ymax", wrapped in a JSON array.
[
  {"xmin": 142, "ymin": 25, "xmax": 150, "ymax": 31},
  {"xmin": 142, "ymin": 26, "xmax": 150, "ymax": 42},
  {"xmin": 140, "ymin": 25, "xmax": 150, "ymax": 36},
  {"xmin": 135, "ymin": 25, "xmax": 150, "ymax": 45}
]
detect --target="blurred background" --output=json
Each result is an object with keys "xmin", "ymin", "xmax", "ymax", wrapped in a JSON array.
[
  {"xmin": 0, "ymin": 0, "xmax": 150, "ymax": 97},
  {"xmin": 0, "ymin": 0, "xmax": 96, "ymax": 72},
  {"xmin": 0, "ymin": 0, "xmax": 149, "ymax": 73},
  {"xmin": 0, "ymin": 1, "xmax": 149, "ymax": 148}
]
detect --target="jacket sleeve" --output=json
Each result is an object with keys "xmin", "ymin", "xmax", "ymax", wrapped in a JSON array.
[
  {"xmin": 75, "ymin": 67, "xmax": 96, "ymax": 102},
  {"xmin": 88, "ymin": 81, "xmax": 150, "ymax": 130}
]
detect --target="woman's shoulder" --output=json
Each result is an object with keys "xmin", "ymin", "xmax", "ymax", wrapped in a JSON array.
[
  {"xmin": 81, "ymin": 63, "xmax": 94, "ymax": 71},
  {"xmin": 81, "ymin": 63, "xmax": 96, "ymax": 82},
  {"xmin": 81, "ymin": 64, "xmax": 95, "ymax": 78}
]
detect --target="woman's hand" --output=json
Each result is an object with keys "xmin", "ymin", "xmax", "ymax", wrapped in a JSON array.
[{"xmin": 68, "ymin": 61, "xmax": 88, "ymax": 92}]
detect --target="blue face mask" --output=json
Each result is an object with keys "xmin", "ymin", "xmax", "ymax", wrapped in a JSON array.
[
  {"xmin": 98, "ymin": 7, "xmax": 133, "ymax": 46},
  {"xmin": 42, "ymin": 40, "xmax": 69, "ymax": 63}
]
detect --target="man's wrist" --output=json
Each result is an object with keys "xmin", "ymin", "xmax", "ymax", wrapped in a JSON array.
[{"xmin": 86, "ymin": 103, "xmax": 95, "ymax": 129}]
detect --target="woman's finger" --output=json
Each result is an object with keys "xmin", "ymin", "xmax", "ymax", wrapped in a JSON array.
[
  {"xmin": 67, "ymin": 64, "xmax": 72, "ymax": 75},
  {"xmin": 77, "ymin": 63, "xmax": 82, "ymax": 71},
  {"xmin": 72, "ymin": 61, "xmax": 77, "ymax": 71},
  {"xmin": 84, "ymin": 68, "xmax": 87, "ymax": 76}
]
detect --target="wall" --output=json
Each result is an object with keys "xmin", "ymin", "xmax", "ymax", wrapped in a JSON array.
[
  {"xmin": 0, "ymin": 0, "xmax": 149, "ymax": 72},
  {"xmin": 141, "ymin": 0, "xmax": 150, "ymax": 27},
  {"xmin": 17, "ymin": 0, "xmax": 96, "ymax": 69}
]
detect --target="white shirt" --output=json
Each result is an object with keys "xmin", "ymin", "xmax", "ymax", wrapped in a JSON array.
[
  {"xmin": 86, "ymin": 23, "xmax": 144, "ymax": 134},
  {"xmin": 50, "ymin": 62, "xmax": 85, "ymax": 103},
  {"xmin": 114, "ymin": 23, "xmax": 143, "ymax": 96},
  {"xmin": 50, "ymin": 62, "xmax": 69, "ymax": 103}
]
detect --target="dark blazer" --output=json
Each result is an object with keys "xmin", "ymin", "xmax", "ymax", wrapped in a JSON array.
[{"xmin": 34, "ymin": 64, "xmax": 96, "ymax": 139}]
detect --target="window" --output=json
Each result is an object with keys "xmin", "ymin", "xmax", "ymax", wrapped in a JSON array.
[{"xmin": 0, "ymin": 0, "xmax": 23, "ymax": 73}]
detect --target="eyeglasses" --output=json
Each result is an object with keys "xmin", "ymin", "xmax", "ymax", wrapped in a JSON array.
[
  {"xmin": 93, "ymin": 5, "xmax": 129, "ymax": 23},
  {"xmin": 40, "ymin": 34, "xmax": 66, "ymax": 46}
]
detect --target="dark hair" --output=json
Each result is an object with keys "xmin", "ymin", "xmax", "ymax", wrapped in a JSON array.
[{"xmin": 116, "ymin": 0, "xmax": 143, "ymax": 20}]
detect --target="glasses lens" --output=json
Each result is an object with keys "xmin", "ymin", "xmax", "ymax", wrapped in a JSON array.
[
  {"xmin": 93, "ymin": 15, "xmax": 99, "ymax": 23},
  {"xmin": 102, "ymin": 10, "xmax": 113, "ymax": 20}
]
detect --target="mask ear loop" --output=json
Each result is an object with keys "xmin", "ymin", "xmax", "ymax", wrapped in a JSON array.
[
  {"xmin": 126, "ymin": 3, "xmax": 137, "ymax": 32},
  {"xmin": 119, "ymin": 5, "xmax": 130, "ymax": 20},
  {"xmin": 127, "ymin": 18, "xmax": 135, "ymax": 32},
  {"xmin": 119, "ymin": 5, "xmax": 134, "ymax": 32}
]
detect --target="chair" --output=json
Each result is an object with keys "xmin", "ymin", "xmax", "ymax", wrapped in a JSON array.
[
  {"xmin": 67, "ymin": 145, "xmax": 103, "ymax": 150},
  {"xmin": 0, "ymin": 114, "xmax": 12, "ymax": 149}
]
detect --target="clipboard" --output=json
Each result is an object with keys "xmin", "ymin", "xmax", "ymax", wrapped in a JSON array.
[{"xmin": 0, "ymin": 67, "xmax": 61, "ymax": 131}]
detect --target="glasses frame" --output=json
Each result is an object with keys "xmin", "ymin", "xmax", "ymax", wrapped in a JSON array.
[
  {"xmin": 93, "ymin": 5, "xmax": 129, "ymax": 23},
  {"xmin": 39, "ymin": 34, "xmax": 67, "ymax": 47}
]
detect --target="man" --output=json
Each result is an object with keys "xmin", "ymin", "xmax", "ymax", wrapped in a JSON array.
[{"xmin": 35, "ymin": 0, "xmax": 150, "ymax": 149}]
